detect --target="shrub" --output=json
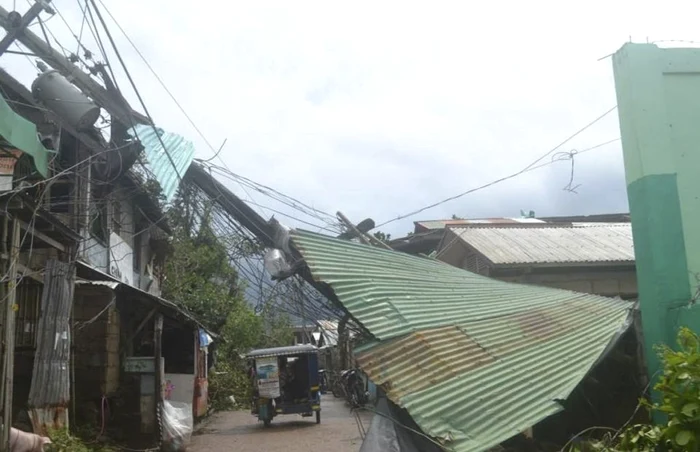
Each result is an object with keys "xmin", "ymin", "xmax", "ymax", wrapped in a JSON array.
[{"xmin": 569, "ymin": 327, "xmax": 700, "ymax": 452}]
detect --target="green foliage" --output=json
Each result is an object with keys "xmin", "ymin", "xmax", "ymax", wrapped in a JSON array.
[
  {"xmin": 45, "ymin": 428, "xmax": 115, "ymax": 452},
  {"xmin": 208, "ymin": 361, "xmax": 252, "ymax": 411},
  {"xmin": 568, "ymin": 327, "xmax": 700, "ymax": 452},
  {"xmin": 162, "ymin": 223, "xmax": 241, "ymax": 332},
  {"xmin": 163, "ymin": 189, "xmax": 294, "ymax": 411},
  {"xmin": 373, "ymin": 231, "xmax": 391, "ymax": 242}
]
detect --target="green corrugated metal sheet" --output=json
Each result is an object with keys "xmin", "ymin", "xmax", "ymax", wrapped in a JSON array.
[
  {"xmin": 0, "ymin": 93, "xmax": 51, "ymax": 177},
  {"xmin": 128, "ymin": 124, "xmax": 195, "ymax": 203},
  {"xmin": 290, "ymin": 229, "xmax": 634, "ymax": 452}
]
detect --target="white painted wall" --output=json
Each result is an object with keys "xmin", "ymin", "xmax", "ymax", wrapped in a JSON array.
[{"xmin": 109, "ymin": 231, "xmax": 134, "ymax": 286}]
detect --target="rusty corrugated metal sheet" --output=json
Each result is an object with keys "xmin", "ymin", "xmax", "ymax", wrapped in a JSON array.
[
  {"xmin": 448, "ymin": 223, "xmax": 635, "ymax": 265},
  {"xmin": 28, "ymin": 259, "xmax": 73, "ymax": 435},
  {"xmin": 290, "ymin": 229, "xmax": 633, "ymax": 452},
  {"xmin": 128, "ymin": 124, "xmax": 196, "ymax": 202}
]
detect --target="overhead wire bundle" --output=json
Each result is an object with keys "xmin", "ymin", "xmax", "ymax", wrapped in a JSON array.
[{"xmin": 1, "ymin": 0, "xmax": 625, "ymax": 337}]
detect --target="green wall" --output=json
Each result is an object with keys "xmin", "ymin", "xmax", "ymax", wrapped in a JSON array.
[{"xmin": 613, "ymin": 43, "xmax": 700, "ymax": 409}]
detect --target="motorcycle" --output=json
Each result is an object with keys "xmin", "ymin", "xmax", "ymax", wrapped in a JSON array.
[
  {"xmin": 318, "ymin": 369, "xmax": 329, "ymax": 394},
  {"xmin": 340, "ymin": 368, "xmax": 368, "ymax": 408}
]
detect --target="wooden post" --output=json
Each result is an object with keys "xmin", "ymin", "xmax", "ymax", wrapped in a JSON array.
[
  {"xmin": 337, "ymin": 313, "xmax": 350, "ymax": 371},
  {"xmin": 2, "ymin": 219, "xmax": 20, "ymax": 451},
  {"xmin": 153, "ymin": 314, "xmax": 163, "ymax": 446}
]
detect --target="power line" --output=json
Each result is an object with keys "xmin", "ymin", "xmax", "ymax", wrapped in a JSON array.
[
  {"xmin": 430, "ymin": 136, "xmax": 623, "ymax": 259},
  {"xmin": 92, "ymin": 0, "xmax": 282, "ymax": 224},
  {"xmin": 86, "ymin": 0, "xmax": 182, "ymax": 183},
  {"xmin": 376, "ymin": 107, "xmax": 619, "ymax": 228},
  {"xmin": 86, "ymin": 1, "xmax": 339, "ymax": 232},
  {"xmin": 94, "ymin": 0, "xmax": 219, "ymax": 157}
]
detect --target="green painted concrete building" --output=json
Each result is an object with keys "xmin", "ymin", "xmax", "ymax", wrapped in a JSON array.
[{"xmin": 613, "ymin": 43, "xmax": 700, "ymax": 399}]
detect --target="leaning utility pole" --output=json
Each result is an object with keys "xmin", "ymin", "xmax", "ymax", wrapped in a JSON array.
[
  {"xmin": 612, "ymin": 43, "xmax": 700, "ymax": 419},
  {"xmin": 0, "ymin": 0, "xmax": 49, "ymax": 55},
  {"xmin": 0, "ymin": 1, "xmax": 149, "ymax": 126}
]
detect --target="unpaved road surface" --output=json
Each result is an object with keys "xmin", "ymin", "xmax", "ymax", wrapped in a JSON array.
[{"xmin": 190, "ymin": 396, "xmax": 373, "ymax": 451}]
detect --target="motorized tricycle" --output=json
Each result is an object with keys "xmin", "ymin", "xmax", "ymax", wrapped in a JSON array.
[{"xmin": 247, "ymin": 344, "xmax": 321, "ymax": 427}]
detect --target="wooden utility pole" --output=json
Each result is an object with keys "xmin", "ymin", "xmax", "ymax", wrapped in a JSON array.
[
  {"xmin": 153, "ymin": 314, "xmax": 163, "ymax": 447},
  {"xmin": 1, "ymin": 219, "xmax": 20, "ymax": 451}
]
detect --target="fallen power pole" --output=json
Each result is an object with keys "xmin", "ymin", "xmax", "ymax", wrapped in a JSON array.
[
  {"xmin": 185, "ymin": 163, "xmax": 276, "ymax": 248},
  {"xmin": 336, "ymin": 211, "xmax": 392, "ymax": 250},
  {"xmin": 184, "ymin": 163, "xmax": 371, "ymax": 338}
]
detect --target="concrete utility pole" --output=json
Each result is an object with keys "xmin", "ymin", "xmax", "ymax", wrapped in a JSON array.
[
  {"xmin": 0, "ymin": 2, "xmax": 149, "ymax": 126},
  {"xmin": 612, "ymin": 43, "xmax": 700, "ymax": 415},
  {"xmin": 0, "ymin": 0, "xmax": 50, "ymax": 56}
]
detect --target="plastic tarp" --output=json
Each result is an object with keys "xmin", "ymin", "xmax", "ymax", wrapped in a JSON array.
[
  {"xmin": 360, "ymin": 398, "xmax": 442, "ymax": 452},
  {"xmin": 161, "ymin": 400, "xmax": 193, "ymax": 452}
]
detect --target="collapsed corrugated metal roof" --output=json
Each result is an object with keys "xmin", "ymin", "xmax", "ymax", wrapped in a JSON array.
[
  {"xmin": 290, "ymin": 229, "xmax": 634, "ymax": 452},
  {"xmin": 128, "ymin": 124, "xmax": 196, "ymax": 202},
  {"xmin": 446, "ymin": 223, "xmax": 635, "ymax": 265}
]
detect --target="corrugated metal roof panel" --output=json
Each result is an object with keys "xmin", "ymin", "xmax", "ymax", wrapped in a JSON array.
[
  {"xmin": 75, "ymin": 279, "xmax": 120, "ymax": 289},
  {"xmin": 449, "ymin": 223, "xmax": 635, "ymax": 265},
  {"xmin": 129, "ymin": 124, "xmax": 196, "ymax": 202},
  {"xmin": 290, "ymin": 229, "xmax": 633, "ymax": 452},
  {"xmin": 318, "ymin": 320, "xmax": 339, "ymax": 347},
  {"xmin": 247, "ymin": 344, "xmax": 318, "ymax": 358},
  {"xmin": 416, "ymin": 218, "xmax": 545, "ymax": 230}
]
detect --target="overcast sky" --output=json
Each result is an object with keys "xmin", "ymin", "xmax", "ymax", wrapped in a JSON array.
[{"xmin": 1, "ymin": 0, "xmax": 697, "ymax": 237}]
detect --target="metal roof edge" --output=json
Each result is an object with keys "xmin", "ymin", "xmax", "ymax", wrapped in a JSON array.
[{"xmin": 76, "ymin": 260, "xmax": 216, "ymax": 339}]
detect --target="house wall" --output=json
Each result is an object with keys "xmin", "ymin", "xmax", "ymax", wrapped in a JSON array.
[
  {"xmin": 73, "ymin": 290, "xmax": 121, "ymax": 407},
  {"xmin": 107, "ymin": 187, "xmax": 165, "ymax": 295},
  {"xmin": 438, "ymin": 241, "xmax": 638, "ymax": 298},
  {"xmin": 83, "ymin": 236, "xmax": 109, "ymax": 272},
  {"xmin": 494, "ymin": 269, "xmax": 638, "ymax": 298},
  {"xmin": 439, "ymin": 241, "xmax": 492, "ymax": 276}
]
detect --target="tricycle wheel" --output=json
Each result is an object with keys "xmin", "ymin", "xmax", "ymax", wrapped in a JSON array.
[{"xmin": 315, "ymin": 410, "xmax": 321, "ymax": 424}]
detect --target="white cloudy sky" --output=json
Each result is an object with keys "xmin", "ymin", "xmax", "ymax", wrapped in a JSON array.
[{"xmin": 0, "ymin": 0, "xmax": 697, "ymax": 237}]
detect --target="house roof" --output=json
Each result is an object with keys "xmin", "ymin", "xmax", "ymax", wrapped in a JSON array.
[
  {"xmin": 415, "ymin": 217, "xmax": 545, "ymax": 232},
  {"xmin": 76, "ymin": 263, "xmax": 215, "ymax": 338},
  {"xmin": 290, "ymin": 229, "xmax": 633, "ymax": 452},
  {"xmin": 446, "ymin": 223, "xmax": 635, "ymax": 266},
  {"xmin": 414, "ymin": 213, "xmax": 631, "ymax": 233},
  {"xmin": 317, "ymin": 320, "xmax": 339, "ymax": 347},
  {"xmin": 247, "ymin": 344, "xmax": 318, "ymax": 359}
]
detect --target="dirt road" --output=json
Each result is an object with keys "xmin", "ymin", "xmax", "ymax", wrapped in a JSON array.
[{"xmin": 189, "ymin": 396, "xmax": 372, "ymax": 451}]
